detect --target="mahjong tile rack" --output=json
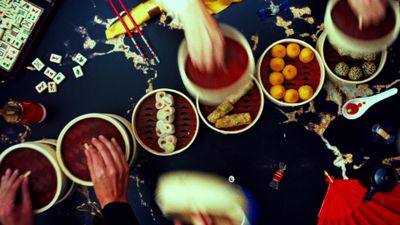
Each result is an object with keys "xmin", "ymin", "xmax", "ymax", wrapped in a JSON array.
[{"xmin": 0, "ymin": 0, "xmax": 62, "ymax": 79}]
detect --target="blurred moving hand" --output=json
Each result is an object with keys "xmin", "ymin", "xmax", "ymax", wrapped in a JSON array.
[
  {"xmin": 348, "ymin": 0, "xmax": 387, "ymax": 27},
  {"xmin": 157, "ymin": 0, "xmax": 225, "ymax": 73},
  {"xmin": 85, "ymin": 135, "xmax": 129, "ymax": 208},
  {"xmin": 0, "ymin": 169, "xmax": 33, "ymax": 225},
  {"xmin": 181, "ymin": 0, "xmax": 225, "ymax": 73}
]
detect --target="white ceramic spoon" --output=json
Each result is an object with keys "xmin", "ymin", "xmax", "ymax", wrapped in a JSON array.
[{"xmin": 342, "ymin": 88, "xmax": 398, "ymax": 120}]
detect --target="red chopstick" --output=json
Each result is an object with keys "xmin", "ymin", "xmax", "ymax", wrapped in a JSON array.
[
  {"xmin": 117, "ymin": 0, "xmax": 160, "ymax": 64},
  {"xmin": 108, "ymin": 0, "xmax": 149, "ymax": 66}
]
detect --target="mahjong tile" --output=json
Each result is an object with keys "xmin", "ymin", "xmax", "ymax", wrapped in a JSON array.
[
  {"xmin": 0, "ymin": 41, "xmax": 9, "ymax": 52},
  {"xmin": 3, "ymin": 52, "xmax": 16, "ymax": 63},
  {"xmin": 0, "ymin": 2, "xmax": 7, "ymax": 9},
  {"xmin": 50, "ymin": 53, "xmax": 62, "ymax": 64},
  {"xmin": 44, "ymin": 67, "xmax": 57, "ymax": 79},
  {"xmin": 72, "ymin": 53, "xmax": 87, "ymax": 66},
  {"xmin": 30, "ymin": 6, "xmax": 41, "ymax": 16},
  {"xmin": 13, "ymin": 15, "xmax": 24, "ymax": 27},
  {"xmin": 7, "ymin": 47, "xmax": 19, "ymax": 57},
  {"xmin": 0, "ymin": 50, "xmax": 5, "ymax": 58},
  {"xmin": 0, "ymin": 60, "xmax": 12, "ymax": 71},
  {"xmin": 16, "ymin": 8, "xmax": 27, "ymax": 17},
  {"xmin": 35, "ymin": 81, "xmax": 47, "ymax": 93},
  {"xmin": 17, "ymin": 28, "xmax": 29, "ymax": 42},
  {"xmin": 20, "ymin": 2, "xmax": 32, "ymax": 11},
  {"xmin": 0, "ymin": 18, "xmax": 12, "ymax": 29},
  {"xmin": 21, "ymin": 19, "xmax": 34, "ymax": 31},
  {"xmin": 10, "ymin": 28, "xmax": 19, "ymax": 38},
  {"xmin": 54, "ymin": 72, "xmax": 65, "ymax": 84},
  {"xmin": 0, "ymin": 7, "xmax": 6, "ymax": 17},
  {"xmin": 32, "ymin": 58, "xmax": 44, "ymax": 71},
  {"xmin": 73, "ymin": 65, "xmax": 84, "ymax": 78},
  {"xmin": 3, "ymin": 35, "xmax": 15, "ymax": 46},
  {"xmin": 0, "ymin": 29, "xmax": 4, "ymax": 39},
  {"xmin": 48, "ymin": 82, "xmax": 57, "ymax": 93}
]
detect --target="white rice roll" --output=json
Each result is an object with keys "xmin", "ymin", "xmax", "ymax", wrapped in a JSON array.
[
  {"xmin": 163, "ymin": 94, "xmax": 174, "ymax": 107},
  {"xmin": 158, "ymin": 136, "xmax": 168, "ymax": 148},
  {"xmin": 156, "ymin": 91, "xmax": 167, "ymax": 102},
  {"xmin": 157, "ymin": 106, "xmax": 175, "ymax": 121},
  {"xmin": 155, "ymin": 100, "xmax": 166, "ymax": 109},
  {"xmin": 162, "ymin": 143, "xmax": 176, "ymax": 153},
  {"xmin": 165, "ymin": 135, "xmax": 177, "ymax": 145}
]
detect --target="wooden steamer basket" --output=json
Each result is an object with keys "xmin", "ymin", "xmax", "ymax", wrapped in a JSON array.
[
  {"xmin": 132, "ymin": 89, "xmax": 199, "ymax": 156},
  {"xmin": 0, "ymin": 142, "xmax": 68, "ymax": 214},
  {"xmin": 35, "ymin": 139, "xmax": 76, "ymax": 204},
  {"xmin": 57, "ymin": 113, "xmax": 131, "ymax": 186},
  {"xmin": 324, "ymin": 0, "xmax": 400, "ymax": 54},
  {"xmin": 257, "ymin": 38, "xmax": 325, "ymax": 107},
  {"xmin": 196, "ymin": 76, "xmax": 264, "ymax": 135},
  {"xmin": 178, "ymin": 24, "xmax": 255, "ymax": 106},
  {"xmin": 105, "ymin": 114, "xmax": 138, "ymax": 167},
  {"xmin": 316, "ymin": 31, "xmax": 387, "ymax": 85}
]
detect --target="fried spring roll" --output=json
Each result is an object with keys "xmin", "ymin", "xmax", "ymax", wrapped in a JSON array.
[
  {"xmin": 215, "ymin": 113, "xmax": 252, "ymax": 129},
  {"xmin": 207, "ymin": 101, "xmax": 234, "ymax": 123},
  {"xmin": 226, "ymin": 81, "xmax": 254, "ymax": 104}
]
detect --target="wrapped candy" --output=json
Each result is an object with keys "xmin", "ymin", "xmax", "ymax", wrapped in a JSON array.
[{"xmin": 269, "ymin": 162, "xmax": 287, "ymax": 190}]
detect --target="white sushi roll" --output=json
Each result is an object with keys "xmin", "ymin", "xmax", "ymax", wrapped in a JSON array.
[
  {"xmin": 155, "ymin": 100, "xmax": 165, "ymax": 109},
  {"xmin": 162, "ymin": 143, "xmax": 175, "ymax": 153},
  {"xmin": 156, "ymin": 91, "xmax": 167, "ymax": 102},
  {"xmin": 163, "ymin": 123, "xmax": 175, "ymax": 135},
  {"xmin": 164, "ymin": 115, "xmax": 175, "ymax": 124},
  {"xmin": 158, "ymin": 136, "xmax": 167, "ymax": 148},
  {"xmin": 157, "ymin": 107, "xmax": 175, "ymax": 121},
  {"xmin": 163, "ymin": 94, "xmax": 174, "ymax": 107},
  {"xmin": 165, "ymin": 135, "xmax": 177, "ymax": 145}
]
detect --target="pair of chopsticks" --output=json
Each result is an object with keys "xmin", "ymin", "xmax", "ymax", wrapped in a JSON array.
[{"xmin": 108, "ymin": 0, "xmax": 160, "ymax": 66}]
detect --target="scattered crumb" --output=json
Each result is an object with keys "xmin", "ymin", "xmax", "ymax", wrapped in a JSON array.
[
  {"xmin": 275, "ymin": 16, "xmax": 294, "ymax": 37},
  {"xmin": 26, "ymin": 66, "xmax": 36, "ymax": 71},
  {"xmin": 250, "ymin": 35, "xmax": 259, "ymax": 51}
]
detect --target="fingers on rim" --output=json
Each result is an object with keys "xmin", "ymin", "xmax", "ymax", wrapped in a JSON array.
[
  {"xmin": 92, "ymin": 136, "xmax": 115, "ymax": 169},
  {"xmin": 22, "ymin": 176, "xmax": 32, "ymax": 208},
  {"xmin": 90, "ymin": 138, "xmax": 107, "ymax": 171}
]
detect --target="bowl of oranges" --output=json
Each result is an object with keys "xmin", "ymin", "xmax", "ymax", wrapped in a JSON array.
[{"xmin": 257, "ymin": 39, "xmax": 325, "ymax": 107}]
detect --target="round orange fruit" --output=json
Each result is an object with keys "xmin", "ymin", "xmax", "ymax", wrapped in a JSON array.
[
  {"xmin": 284, "ymin": 89, "xmax": 299, "ymax": 103},
  {"xmin": 298, "ymin": 85, "xmax": 314, "ymax": 101},
  {"xmin": 282, "ymin": 65, "xmax": 298, "ymax": 80},
  {"xmin": 269, "ymin": 72, "xmax": 284, "ymax": 85},
  {"xmin": 269, "ymin": 58, "xmax": 285, "ymax": 72},
  {"xmin": 270, "ymin": 85, "xmax": 286, "ymax": 100},
  {"xmin": 299, "ymin": 47, "xmax": 315, "ymax": 63},
  {"xmin": 271, "ymin": 44, "xmax": 286, "ymax": 58},
  {"xmin": 286, "ymin": 43, "xmax": 301, "ymax": 58}
]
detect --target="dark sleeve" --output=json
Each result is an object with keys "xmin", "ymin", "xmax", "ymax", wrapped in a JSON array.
[{"xmin": 102, "ymin": 202, "xmax": 140, "ymax": 225}]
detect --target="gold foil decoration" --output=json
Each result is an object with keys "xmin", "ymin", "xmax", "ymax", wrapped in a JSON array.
[{"xmin": 106, "ymin": 0, "xmax": 241, "ymax": 40}]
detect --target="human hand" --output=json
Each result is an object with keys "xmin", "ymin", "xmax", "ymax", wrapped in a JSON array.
[
  {"xmin": 181, "ymin": 0, "xmax": 225, "ymax": 73},
  {"xmin": 347, "ymin": 0, "xmax": 387, "ymax": 27},
  {"xmin": 0, "ymin": 169, "xmax": 33, "ymax": 225},
  {"xmin": 84, "ymin": 135, "xmax": 129, "ymax": 208},
  {"xmin": 174, "ymin": 213, "xmax": 236, "ymax": 225}
]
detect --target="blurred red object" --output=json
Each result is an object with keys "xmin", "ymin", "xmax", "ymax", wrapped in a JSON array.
[{"xmin": 318, "ymin": 173, "xmax": 400, "ymax": 225}]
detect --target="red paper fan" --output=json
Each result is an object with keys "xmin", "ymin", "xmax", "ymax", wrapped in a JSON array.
[{"xmin": 318, "ymin": 175, "xmax": 400, "ymax": 225}]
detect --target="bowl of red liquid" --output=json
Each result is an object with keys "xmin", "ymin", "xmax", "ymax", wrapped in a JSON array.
[
  {"xmin": 57, "ymin": 113, "xmax": 131, "ymax": 186},
  {"xmin": 0, "ymin": 142, "xmax": 68, "ymax": 214},
  {"xmin": 324, "ymin": 0, "xmax": 400, "ymax": 54},
  {"xmin": 178, "ymin": 24, "xmax": 255, "ymax": 106}
]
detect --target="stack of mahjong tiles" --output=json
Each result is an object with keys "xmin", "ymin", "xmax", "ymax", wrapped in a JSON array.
[
  {"xmin": 0, "ymin": 0, "xmax": 43, "ymax": 72},
  {"xmin": 155, "ymin": 91, "xmax": 177, "ymax": 153}
]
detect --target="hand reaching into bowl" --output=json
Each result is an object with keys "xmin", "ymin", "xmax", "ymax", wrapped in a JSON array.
[
  {"xmin": 157, "ymin": 0, "xmax": 225, "ymax": 73},
  {"xmin": 347, "ymin": 0, "xmax": 387, "ymax": 27},
  {"xmin": 0, "ymin": 169, "xmax": 33, "ymax": 225},
  {"xmin": 84, "ymin": 135, "xmax": 129, "ymax": 208}
]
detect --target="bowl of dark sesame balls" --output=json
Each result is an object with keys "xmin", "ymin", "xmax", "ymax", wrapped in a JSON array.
[{"xmin": 317, "ymin": 31, "xmax": 387, "ymax": 85}]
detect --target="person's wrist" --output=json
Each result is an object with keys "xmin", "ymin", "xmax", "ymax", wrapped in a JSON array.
[{"xmin": 100, "ymin": 196, "xmax": 128, "ymax": 208}]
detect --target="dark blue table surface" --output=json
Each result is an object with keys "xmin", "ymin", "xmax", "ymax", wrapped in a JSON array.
[{"xmin": 1, "ymin": 0, "xmax": 399, "ymax": 225}]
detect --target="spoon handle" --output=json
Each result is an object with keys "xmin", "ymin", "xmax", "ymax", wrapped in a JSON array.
[{"xmin": 368, "ymin": 88, "xmax": 398, "ymax": 105}]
